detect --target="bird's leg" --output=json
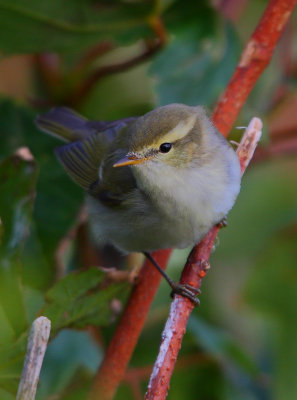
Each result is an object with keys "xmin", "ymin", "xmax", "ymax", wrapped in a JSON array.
[{"xmin": 143, "ymin": 252, "xmax": 201, "ymax": 306}]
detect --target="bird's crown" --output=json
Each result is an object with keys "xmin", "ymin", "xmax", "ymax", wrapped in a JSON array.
[{"xmin": 127, "ymin": 103, "xmax": 206, "ymax": 152}]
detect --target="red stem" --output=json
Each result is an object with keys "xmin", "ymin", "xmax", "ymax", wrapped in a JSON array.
[
  {"xmin": 89, "ymin": 0, "xmax": 297, "ymax": 399},
  {"xmin": 213, "ymin": 0, "xmax": 297, "ymax": 136},
  {"xmin": 145, "ymin": 118, "xmax": 262, "ymax": 399},
  {"xmin": 88, "ymin": 249, "xmax": 172, "ymax": 400}
]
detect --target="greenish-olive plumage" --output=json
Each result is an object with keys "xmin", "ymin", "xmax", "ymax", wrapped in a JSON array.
[{"xmin": 36, "ymin": 104, "xmax": 241, "ymax": 253}]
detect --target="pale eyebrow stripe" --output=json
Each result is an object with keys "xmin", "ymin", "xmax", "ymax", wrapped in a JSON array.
[{"xmin": 153, "ymin": 114, "xmax": 196, "ymax": 147}]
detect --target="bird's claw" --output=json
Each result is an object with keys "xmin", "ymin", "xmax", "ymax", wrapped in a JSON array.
[
  {"xmin": 217, "ymin": 216, "xmax": 228, "ymax": 228},
  {"xmin": 170, "ymin": 282, "xmax": 201, "ymax": 307}
]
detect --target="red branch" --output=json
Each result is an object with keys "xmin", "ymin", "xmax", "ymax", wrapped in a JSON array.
[
  {"xmin": 145, "ymin": 0, "xmax": 297, "ymax": 398},
  {"xmin": 88, "ymin": 0, "xmax": 297, "ymax": 399},
  {"xmin": 88, "ymin": 250, "xmax": 172, "ymax": 400},
  {"xmin": 145, "ymin": 119, "xmax": 262, "ymax": 400},
  {"xmin": 213, "ymin": 0, "xmax": 297, "ymax": 136}
]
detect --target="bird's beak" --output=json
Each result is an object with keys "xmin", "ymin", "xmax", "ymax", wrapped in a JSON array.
[{"xmin": 113, "ymin": 154, "xmax": 150, "ymax": 168}]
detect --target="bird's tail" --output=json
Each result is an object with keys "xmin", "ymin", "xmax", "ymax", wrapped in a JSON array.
[{"xmin": 35, "ymin": 107, "xmax": 90, "ymax": 142}]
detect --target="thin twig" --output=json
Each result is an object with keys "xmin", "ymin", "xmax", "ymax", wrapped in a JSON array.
[
  {"xmin": 74, "ymin": 41, "xmax": 114, "ymax": 73},
  {"xmin": 145, "ymin": 118, "xmax": 262, "ymax": 400},
  {"xmin": 70, "ymin": 15, "xmax": 167, "ymax": 106},
  {"xmin": 70, "ymin": 38, "xmax": 163, "ymax": 106},
  {"xmin": 17, "ymin": 317, "xmax": 51, "ymax": 400}
]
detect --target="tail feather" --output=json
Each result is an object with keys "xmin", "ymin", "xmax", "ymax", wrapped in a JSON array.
[
  {"xmin": 35, "ymin": 107, "xmax": 93, "ymax": 142},
  {"xmin": 36, "ymin": 107, "xmax": 138, "ymax": 143}
]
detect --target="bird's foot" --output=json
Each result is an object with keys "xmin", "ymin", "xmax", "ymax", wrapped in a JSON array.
[
  {"xmin": 170, "ymin": 282, "xmax": 201, "ymax": 307},
  {"xmin": 217, "ymin": 216, "xmax": 228, "ymax": 228},
  {"xmin": 143, "ymin": 252, "xmax": 201, "ymax": 306}
]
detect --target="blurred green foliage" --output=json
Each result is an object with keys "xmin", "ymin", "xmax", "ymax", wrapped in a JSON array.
[
  {"xmin": 0, "ymin": 1, "xmax": 296, "ymax": 399},
  {"xmin": 0, "ymin": 0, "xmax": 152, "ymax": 53}
]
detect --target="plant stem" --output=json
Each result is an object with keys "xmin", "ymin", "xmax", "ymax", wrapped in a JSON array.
[
  {"xmin": 145, "ymin": 118, "xmax": 262, "ymax": 400},
  {"xmin": 88, "ymin": 250, "xmax": 172, "ymax": 400},
  {"xmin": 213, "ymin": 0, "xmax": 297, "ymax": 136},
  {"xmin": 17, "ymin": 317, "xmax": 51, "ymax": 400}
]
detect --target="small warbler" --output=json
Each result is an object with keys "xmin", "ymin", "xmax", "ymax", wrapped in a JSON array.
[{"xmin": 36, "ymin": 104, "xmax": 241, "ymax": 304}]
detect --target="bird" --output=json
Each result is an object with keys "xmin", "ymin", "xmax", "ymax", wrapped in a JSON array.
[{"xmin": 36, "ymin": 103, "xmax": 241, "ymax": 304}]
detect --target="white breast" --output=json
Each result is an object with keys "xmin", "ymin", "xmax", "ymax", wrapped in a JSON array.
[
  {"xmin": 132, "ymin": 145, "xmax": 241, "ymax": 248},
  {"xmin": 87, "ymin": 143, "xmax": 241, "ymax": 252}
]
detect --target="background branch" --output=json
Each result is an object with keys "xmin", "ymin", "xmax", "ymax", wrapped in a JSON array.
[
  {"xmin": 69, "ymin": 38, "xmax": 163, "ymax": 107},
  {"xmin": 70, "ymin": 17, "xmax": 167, "ymax": 107}
]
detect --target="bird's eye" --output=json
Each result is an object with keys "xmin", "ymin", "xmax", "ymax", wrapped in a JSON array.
[{"xmin": 159, "ymin": 143, "xmax": 172, "ymax": 153}]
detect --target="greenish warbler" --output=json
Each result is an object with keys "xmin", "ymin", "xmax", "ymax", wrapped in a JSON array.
[{"xmin": 36, "ymin": 104, "xmax": 241, "ymax": 304}]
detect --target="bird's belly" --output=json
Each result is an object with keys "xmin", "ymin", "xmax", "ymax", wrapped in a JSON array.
[{"xmin": 87, "ymin": 194, "xmax": 213, "ymax": 253}]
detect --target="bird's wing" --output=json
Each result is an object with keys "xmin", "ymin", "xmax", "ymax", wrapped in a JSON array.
[
  {"xmin": 86, "ymin": 117, "xmax": 137, "ymax": 136},
  {"xmin": 35, "ymin": 106, "xmax": 138, "ymax": 194},
  {"xmin": 35, "ymin": 106, "xmax": 137, "ymax": 142},
  {"xmin": 55, "ymin": 132, "xmax": 107, "ymax": 190},
  {"xmin": 55, "ymin": 139, "xmax": 138, "ymax": 206},
  {"xmin": 87, "ymin": 148, "xmax": 138, "ymax": 207}
]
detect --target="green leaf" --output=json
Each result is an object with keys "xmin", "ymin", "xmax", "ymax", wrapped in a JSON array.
[
  {"xmin": 0, "ymin": 153, "xmax": 37, "ymax": 337},
  {"xmin": 0, "ymin": 98, "xmax": 84, "ymax": 289},
  {"xmin": 37, "ymin": 329, "xmax": 102, "ymax": 399},
  {"xmin": 150, "ymin": 21, "xmax": 240, "ymax": 107},
  {"xmin": 163, "ymin": 0, "xmax": 216, "ymax": 37},
  {"xmin": 0, "ymin": 151, "xmax": 40, "ymax": 395},
  {"xmin": 43, "ymin": 267, "xmax": 129, "ymax": 332},
  {"xmin": 0, "ymin": 0, "xmax": 153, "ymax": 54},
  {"xmin": 0, "ymin": 154, "xmax": 37, "ymax": 258},
  {"xmin": 0, "ymin": 305, "xmax": 15, "ymax": 345},
  {"xmin": 0, "ymin": 333, "xmax": 28, "ymax": 394},
  {"xmin": 0, "ymin": 388, "xmax": 15, "ymax": 400},
  {"xmin": 46, "ymin": 267, "xmax": 105, "ymax": 304}
]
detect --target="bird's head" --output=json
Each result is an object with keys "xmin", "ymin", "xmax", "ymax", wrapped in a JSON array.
[{"xmin": 113, "ymin": 104, "xmax": 212, "ymax": 169}]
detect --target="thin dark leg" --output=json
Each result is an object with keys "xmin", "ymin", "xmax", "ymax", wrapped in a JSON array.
[
  {"xmin": 143, "ymin": 252, "xmax": 177, "ymax": 287},
  {"xmin": 143, "ymin": 252, "xmax": 200, "ymax": 306}
]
